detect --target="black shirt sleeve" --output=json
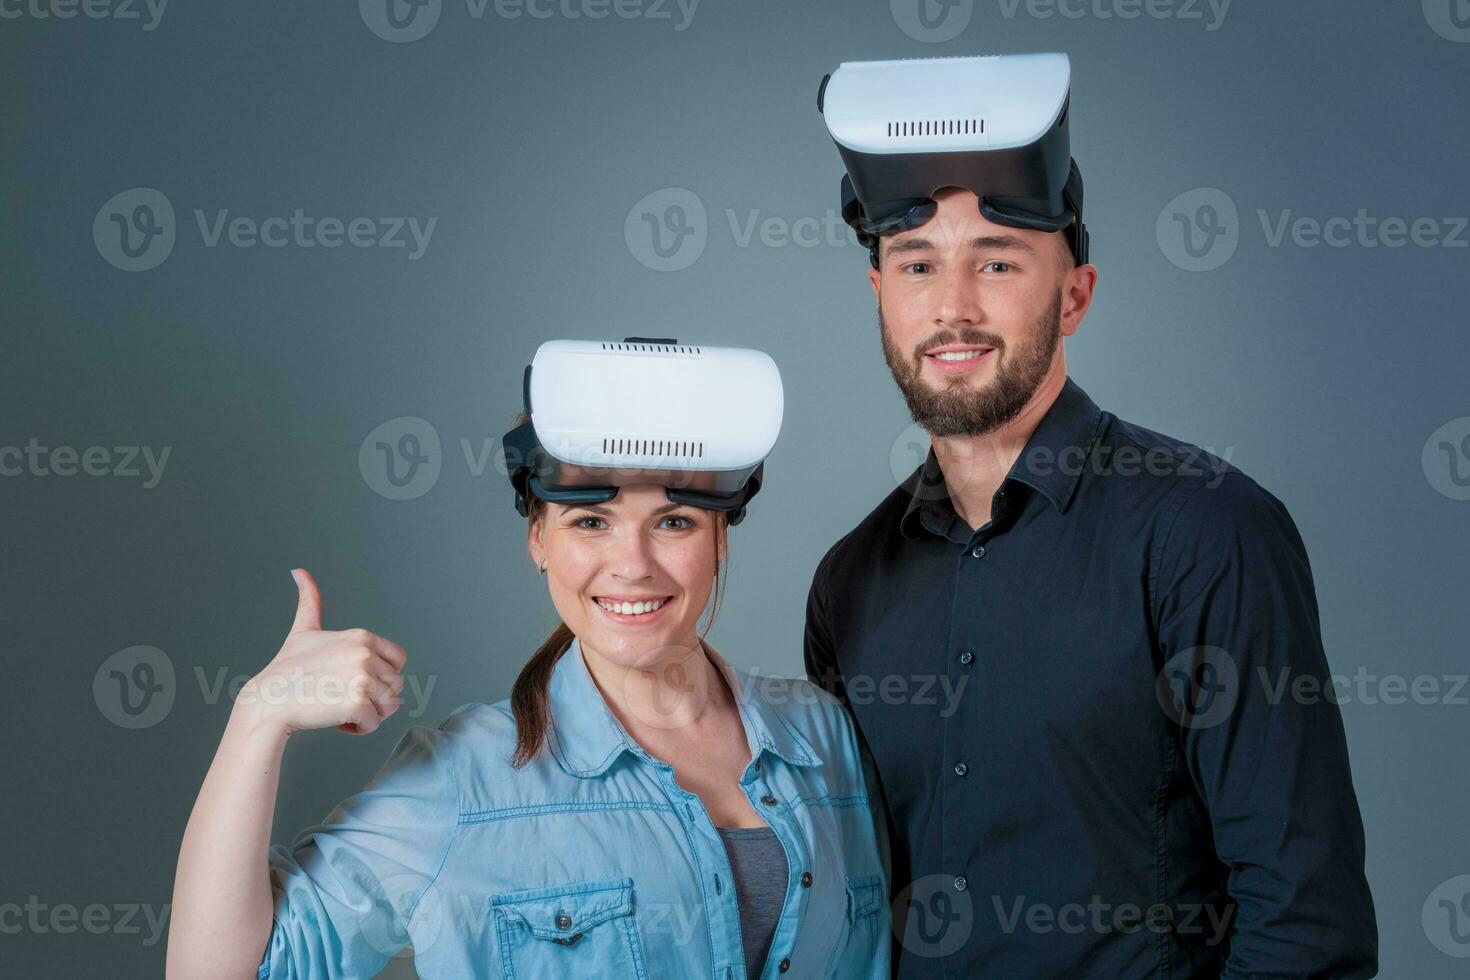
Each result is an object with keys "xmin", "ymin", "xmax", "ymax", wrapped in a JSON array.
[
  {"xmin": 1153, "ymin": 471, "xmax": 1378, "ymax": 978},
  {"xmin": 804, "ymin": 548, "xmax": 846, "ymax": 704}
]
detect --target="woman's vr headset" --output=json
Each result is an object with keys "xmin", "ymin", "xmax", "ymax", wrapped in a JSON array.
[
  {"xmin": 499, "ymin": 338, "xmax": 782, "ymax": 526},
  {"xmin": 818, "ymin": 52, "xmax": 1090, "ymax": 269}
]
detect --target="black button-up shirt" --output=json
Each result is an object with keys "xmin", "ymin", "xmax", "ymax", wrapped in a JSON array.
[{"xmin": 804, "ymin": 376, "xmax": 1378, "ymax": 978}]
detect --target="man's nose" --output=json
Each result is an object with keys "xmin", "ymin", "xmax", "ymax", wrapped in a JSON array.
[{"xmin": 933, "ymin": 265, "xmax": 985, "ymax": 327}]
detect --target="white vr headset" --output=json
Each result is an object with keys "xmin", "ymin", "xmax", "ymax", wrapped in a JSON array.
[
  {"xmin": 499, "ymin": 338, "xmax": 783, "ymax": 526},
  {"xmin": 819, "ymin": 52, "xmax": 1090, "ymax": 267}
]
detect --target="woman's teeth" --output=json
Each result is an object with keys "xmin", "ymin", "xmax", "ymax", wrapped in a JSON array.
[{"xmin": 595, "ymin": 597, "xmax": 666, "ymax": 616}]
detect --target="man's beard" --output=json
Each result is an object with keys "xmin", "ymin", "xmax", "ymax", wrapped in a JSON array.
[{"xmin": 880, "ymin": 288, "xmax": 1063, "ymax": 438}]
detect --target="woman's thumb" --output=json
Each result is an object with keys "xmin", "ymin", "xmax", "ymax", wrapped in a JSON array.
[{"xmin": 289, "ymin": 568, "xmax": 323, "ymax": 633}]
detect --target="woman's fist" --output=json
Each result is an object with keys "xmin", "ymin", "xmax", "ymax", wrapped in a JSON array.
[{"xmin": 238, "ymin": 569, "xmax": 408, "ymax": 737}]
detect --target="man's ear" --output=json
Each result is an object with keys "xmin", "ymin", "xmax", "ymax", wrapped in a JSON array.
[{"xmin": 867, "ymin": 260, "xmax": 881, "ymax": 301}]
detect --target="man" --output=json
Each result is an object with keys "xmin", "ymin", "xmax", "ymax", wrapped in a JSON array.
[{"xmin": 805, "ymin": 55, "xmax": 1378, "ymax": 979}]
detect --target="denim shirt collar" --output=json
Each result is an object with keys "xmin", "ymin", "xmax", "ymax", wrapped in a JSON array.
[
  {"xmin": 900, "ymin": 375, "xmax": 1104, "ymax": 539},
  {"xmin": 547, "ymin": 635, "xmax": 820, "ymax": 779}
]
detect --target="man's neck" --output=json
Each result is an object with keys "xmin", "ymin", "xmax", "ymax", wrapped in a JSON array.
[{"xmin": 931, "ymin": 366, "xmax": 1068, "ymax": 531}]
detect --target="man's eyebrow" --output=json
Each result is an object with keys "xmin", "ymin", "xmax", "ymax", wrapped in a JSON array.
[
  {"xmin": 886, "ymin": 234, "xmax": 1037, "ymax": 256},
  {"xmin": 560, "ymin": 500, "xmax": 686, "ymax": 517}
]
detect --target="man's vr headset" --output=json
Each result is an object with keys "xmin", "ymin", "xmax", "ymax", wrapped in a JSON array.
[
  {"xmin": 818, "ymin": 52, "xmax": 1090, "ymax": 269},
  {"xmin": 499, "ymin": 338, "xmax": 782, "ymax": 526}
]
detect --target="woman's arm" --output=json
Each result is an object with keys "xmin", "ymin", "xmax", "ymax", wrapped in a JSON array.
[
  {"xmin": 166, "ymin": 701, "xmax": 292, "ymax": 980},
  {"xmin": 165, "ymin": 569, "xmax": 408, "ymax": 980}
]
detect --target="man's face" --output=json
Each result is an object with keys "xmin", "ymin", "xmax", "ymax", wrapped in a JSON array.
[{"xmin": 870, "ymin": 186, "xmax": 1077, "ymax": 438}]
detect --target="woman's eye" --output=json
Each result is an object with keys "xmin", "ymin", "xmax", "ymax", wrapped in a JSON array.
[
  {"xmin": 572, "ymin": 516, "xmax": 607, "ymax": 530},
  {"xmin": 660, "ymin": 515, "xmax": 694, "ymax": 530}
]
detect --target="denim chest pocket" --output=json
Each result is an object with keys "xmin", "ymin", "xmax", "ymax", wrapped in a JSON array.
[
  {"xmin": 490, "ymin": 877, "xmax": 648, "ymax": 980},
  {"xmin": 845, "ymin": 874, "xmax": 885, "ymax": 925},
  {"xmin": 824, "ymin": 874, "xmax": 888, "ymax": 977}
]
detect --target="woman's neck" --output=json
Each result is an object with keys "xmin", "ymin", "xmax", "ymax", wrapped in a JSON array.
[{"xmin": 579, "ymin": 635, "xmax": 737, "ymax": 744}]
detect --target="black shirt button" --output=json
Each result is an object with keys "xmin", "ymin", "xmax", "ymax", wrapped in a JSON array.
[
  {"xmin": 779, "ymin": 958, "xmax": 791, "ymax": 972},
  {"xmin": 800, "ymin": 871, "xmax": 813, "ymax": 887},
  {"xmin": 954, "ymin": 762, "xmax": 968, "ymax": 777},
  {"xmin": 959, "ymin": 650, "xmax": 974, "ymax": 665},
  {"xmin": 555, "ymin": 912, "xmax": 572, "ymax": 930},
  {"xmin": 761, "ymin": 794, "xmax": 778, "ymax": 807},
  {"xmin": 953, "ymin": 875, "xmax": 968, "ymax": 892},
  {"xmin": 971, "ymin": 544, "xmax": 986, "ymax": 559}
]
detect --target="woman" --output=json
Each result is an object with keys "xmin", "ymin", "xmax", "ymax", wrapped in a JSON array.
[{"xmin": 166, "ymin": 340, "xmax": 890, "ymax": 979}]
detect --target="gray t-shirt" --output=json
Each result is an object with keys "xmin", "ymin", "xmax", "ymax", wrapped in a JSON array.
[{"xmin": 717, "ymin": 826, "xmax": 789, "ymax": 977}]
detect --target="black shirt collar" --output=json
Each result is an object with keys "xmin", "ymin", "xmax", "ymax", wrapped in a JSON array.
[{"xmin": 900, "ymin": 376, "xmax": 1104, "ymax": 540}]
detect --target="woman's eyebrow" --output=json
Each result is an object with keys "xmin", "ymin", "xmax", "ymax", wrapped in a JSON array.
[{"xmin": 565, "ymin": 501, "xmax": 687, "ymax": 517}]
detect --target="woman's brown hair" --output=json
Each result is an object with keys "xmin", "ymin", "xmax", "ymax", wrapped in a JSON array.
[{"xmin": 508, "ymin": 410, "xmax": 731, "ymax": 767}]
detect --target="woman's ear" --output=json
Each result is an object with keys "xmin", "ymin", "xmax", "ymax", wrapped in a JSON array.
[{"xmin": 527, "ymin": 517, "xmax": 544, "ymax": 568}]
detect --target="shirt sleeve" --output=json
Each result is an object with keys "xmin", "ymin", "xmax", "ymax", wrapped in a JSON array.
[
  {"xmin": 257, "ymin": 723, "xmax": 460, "ymax": 980},
  {"xmin": 805, "ymin": 550, "xmax": 899, "ymax": 977},
  {"xmin": 1153, "ymin": 472, "xmax": 1378, "ymax": 978},
  {"xmin": 803, "ymin": 548, "xmax": 846, "ymax": 704}
]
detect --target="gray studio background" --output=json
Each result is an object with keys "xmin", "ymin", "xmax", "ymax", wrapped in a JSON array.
[{"xmin": 3, "ymin": 1, "xmax": 1468, "ymax": 976}]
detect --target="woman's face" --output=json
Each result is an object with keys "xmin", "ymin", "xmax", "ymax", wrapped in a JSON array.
[{"xmin": 529, "ymin": 483, "xmax": 723, "ymax": 669}]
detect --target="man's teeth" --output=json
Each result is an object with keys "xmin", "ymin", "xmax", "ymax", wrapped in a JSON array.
[
  {"xmin": 596, "ymin": 598, "xmax": 665, "ymax": 615},
  {"xmin": 931, "ymin": 349, "xmax": 988, "ymax": 361}
]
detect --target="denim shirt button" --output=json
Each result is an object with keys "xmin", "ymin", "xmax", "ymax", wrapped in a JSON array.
[
  {"xmin": 800, "ymin": 871, "xmax": 812, "ymax": 887},
  {"xmin": 779, "ymin": 957, "xmax": 791, "ymax": 972},
  {"xmin": 555, "ymin": 912, "xmax": 572, "ymax": 930},
  {"xmin": 761, "ymin": 794, "xmax": 778, "ymax": 807}
]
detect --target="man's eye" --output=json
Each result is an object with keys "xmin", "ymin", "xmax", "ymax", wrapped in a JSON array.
[
  {"xmin": 984, "ymin": 261, "xmax": 1012, "ymax": 273},
  {"xmin": 903, "ymin": 262, "xmax": 932, "ymax": 275}
]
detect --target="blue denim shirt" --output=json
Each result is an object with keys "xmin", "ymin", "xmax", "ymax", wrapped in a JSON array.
[{"xmin": 257, "ymin": 636, "xmax": 890, "ymax": 979}]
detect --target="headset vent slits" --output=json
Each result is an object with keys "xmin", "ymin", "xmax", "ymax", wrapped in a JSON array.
[
  {"xmin": 602, "ymin": 436, "xmax": 705, "ymax": 459},
  {"xmin": 886, "ymin": 118, "xmax": 984, "ymax": 137},
  {"xmin": 601, "ymin": 342, "xmax": 701, "ymax": 355}
]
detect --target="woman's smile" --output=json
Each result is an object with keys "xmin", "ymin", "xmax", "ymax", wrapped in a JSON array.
[{"xmin": 592, "ymin": 594, "xmax": 675, "ymax": 624}]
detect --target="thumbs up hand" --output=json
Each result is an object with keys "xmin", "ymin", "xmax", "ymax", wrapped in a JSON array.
[{"xmin": 239, "ymin": 569, "xmax": 409, "ymax": 737}]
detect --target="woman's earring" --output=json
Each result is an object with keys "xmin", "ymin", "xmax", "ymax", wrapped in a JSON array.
[{"xmin": 538, "ymin": 557, "xmax": 548, "ymax": 575}]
